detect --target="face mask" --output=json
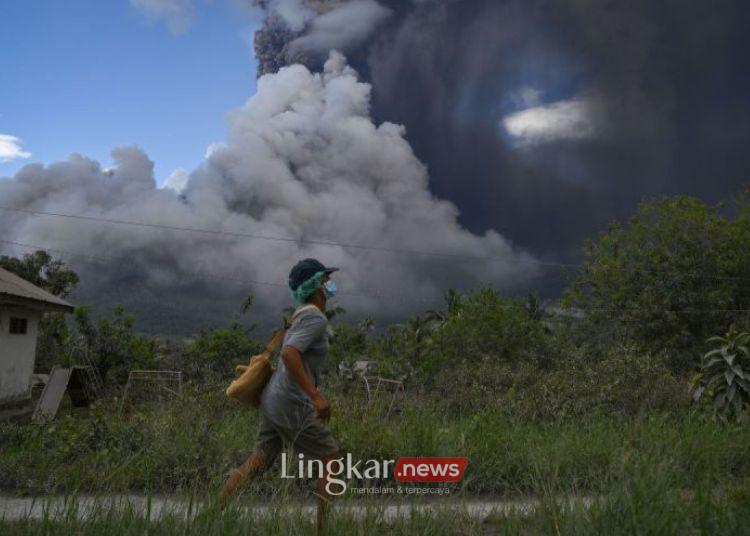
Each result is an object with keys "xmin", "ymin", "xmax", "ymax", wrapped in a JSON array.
[{"xmin": 323, "ymin": 280, "xmax": 337, "ymax": 299}]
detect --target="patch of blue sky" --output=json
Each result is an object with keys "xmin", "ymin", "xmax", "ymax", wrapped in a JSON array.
[{"xmin": 0, "ymin": 0, "xmax": 260, "ymax": 185}]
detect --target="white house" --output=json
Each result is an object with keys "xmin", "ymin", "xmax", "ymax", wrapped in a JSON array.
[{"xmin": 0, "ymin": 266, "xmax": 74, "ymax": 413}]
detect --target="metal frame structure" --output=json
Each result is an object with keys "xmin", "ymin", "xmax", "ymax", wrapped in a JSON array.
[
  {"xmin": 70, "ymin": 338, "xmax": 104, "ymax": 400},
  {"xmin": 121, "ymin": 370, "xmax": 183, "ymax": 414},
  {"xmin": 360, "ymin": 375, "xmax": 405, "ymax": 417}
]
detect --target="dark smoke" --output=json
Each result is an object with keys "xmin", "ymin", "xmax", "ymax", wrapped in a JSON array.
[
  {"xmin": 5, "ymin": 0, "xmax": 749, "ymax": 334},
  {"xmin": 253, "ymin": 0, "xmax": 750, "ymax": 276}
]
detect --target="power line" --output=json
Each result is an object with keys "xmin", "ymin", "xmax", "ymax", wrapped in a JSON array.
[
  {"xmin": 0, "ymin": 239, "xmax": 288, "ymax": 288},
  {"xmin": 0, "ymin": 238, "xmax": 441, "ymax": 305},
  {"xmin": 2, "ymin": 205, "xmax": 750, "ymax": 282},
  {"xmin": 2, "ymin": 238, "xmax": 748, "ymax": 318},
  {"xmin": 0, "ymin": 205, "xmax": 561, "ymax": 265}
]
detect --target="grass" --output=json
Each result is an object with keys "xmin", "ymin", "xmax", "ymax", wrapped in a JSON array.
[
  {"xmin": 2, "ymin": 386, "xmax": 750, "ymax": 533},
  {"xmin": 1, "ymin": 388, "xmax": 749, "ymax": 499},
  {"xmin": 1, "ymin": 505, "xmax": 490, "ymax": 535},
  {"xmin": 0, "ymin": 386, "xmax": 750, "ymax": 536},
  {"xmin": 2, "ymin": 456, "xmax": 750, "ymax": 535}
]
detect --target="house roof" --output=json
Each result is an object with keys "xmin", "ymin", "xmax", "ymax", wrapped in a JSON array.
[{"xmin": 0, "ymin": 267, "xmax": 74, "ymax": 313}]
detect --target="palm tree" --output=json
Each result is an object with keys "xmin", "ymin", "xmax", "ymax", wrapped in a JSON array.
[
  {"xmin": 424, "ymin": 309, "xmax": 448, "ymax": 330},
  {"xmin": 325, "ymin": 305, "xmax": 346, "ymax": 321},
  {"xmin": 240, "ymin": 292, "xmax": 254, "ymax": 315},
  {"xmin": 358, "ymin": 315, "xmax": 375, "ymax": 333},
  {"xmin": 524, "ymin": 293, "xmax": 545, "ymax": 321},
  {"xmin": 395, "ymin": 315, "xmax": 438, "ymax": 366}
]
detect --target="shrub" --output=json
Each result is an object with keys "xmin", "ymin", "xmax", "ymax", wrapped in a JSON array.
[
  {"xmin": 416, "ymin": 287, "xmax": 548, "ymax": 377},
  {"xmin": 73, "ymin": 306, "xmax": 159, "ymax": 386},
  {"xmin": 180, "ymin": 324, "xmax": 262, "ymax": 383},
  {"xmin": 562, "ymin": 194, "xmax": 750, "ymax": 372},
  {"xmin": 428, "ymin": 343, "xmax": 688, "ymax": 421},
  {"xmin": 511, "ymin": 345, "xmax": 688, "ymax": 422},
  {"xmin": 691, "ymin": 327, "xmax": 750, "ymax": 422}
]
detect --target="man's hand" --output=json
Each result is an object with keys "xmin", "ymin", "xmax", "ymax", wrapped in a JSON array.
[
  {"xmin": 281, "ymin": 346, "xmax": 331, "ymax": 421},
  {"xmin": 311, "ymin": 393, "xmax": 331, "ymax": 421}
]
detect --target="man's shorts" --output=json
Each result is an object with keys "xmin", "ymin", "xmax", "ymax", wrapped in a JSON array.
[{"xmin": 255, "ymin": 412, "xmax": 339, "ymax": 460}]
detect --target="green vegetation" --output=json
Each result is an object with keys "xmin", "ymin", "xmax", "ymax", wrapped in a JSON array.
[
  {"xmin": 4, "ymin": 392, "xmax": 750, "ymax": 496},
  {"xmin": 1, "ymin": 439, "xmax": 750, "ymax": 534},
  {"xmin": 562, "ymin": 192, "xmax": 750, "ymax": 372},
  {"xmin": 691, "ymin": 328, "xmax": 750, "ymax": 422},
  {"xmin": 2, "ymin": 187, "xmax": 750, "ymax": 532}
]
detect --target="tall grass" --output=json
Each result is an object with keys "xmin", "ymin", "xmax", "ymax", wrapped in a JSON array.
[
  {"xmin": 2, "ymin": 388, "xmax": 749, "ymax": 498},
  {"xmin": 2, "ymin": 451, "xmax": 750, "ymax": 534}
]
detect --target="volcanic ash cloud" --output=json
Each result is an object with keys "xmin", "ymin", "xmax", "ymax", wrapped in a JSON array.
[{"xmin": 1, "ymin": 52, "xmax": 539, "ymax": 327}]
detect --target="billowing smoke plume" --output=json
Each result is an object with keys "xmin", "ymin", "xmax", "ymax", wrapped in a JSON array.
[
  {"xmin": 1, "ymin": 53, "xmax": 538, "ymax": 334},
  {"xmin": 253, "ymin": 0, "xmax": 393, "ymax": 76},
  {"xmin": 251, "ymin": 0, "xmax": 750, "ymax": 284},
  {"xmin": 10, "ymin": 0, "xmax": 748, "ymax": 331}
]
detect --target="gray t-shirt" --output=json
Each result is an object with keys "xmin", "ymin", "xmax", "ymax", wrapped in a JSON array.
[{"xmin": 260, "ymin": 305, "xmax": 329, "ymax": 429}]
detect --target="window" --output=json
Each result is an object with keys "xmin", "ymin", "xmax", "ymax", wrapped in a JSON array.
[{"xmin": 9, "ymin": 317, "xmax": 28, "ymax": 335}]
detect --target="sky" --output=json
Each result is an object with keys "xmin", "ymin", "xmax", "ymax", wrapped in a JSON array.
[{"xmin": 0, "ymin": 0, "xmax": 259, "ymax": 184}]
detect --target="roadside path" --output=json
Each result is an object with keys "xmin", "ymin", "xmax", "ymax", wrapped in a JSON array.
[{"xmin": 1, "ymin": 494, "xmax": 593, "ymax": 522}]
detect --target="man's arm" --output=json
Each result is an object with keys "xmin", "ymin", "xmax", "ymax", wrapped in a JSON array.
[{"xmin": 281, "ymin": 345, "xmax": 330, "ymax": 420}]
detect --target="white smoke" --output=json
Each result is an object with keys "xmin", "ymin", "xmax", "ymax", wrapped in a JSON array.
[
  {"xmin": 0, "ymin": 53, "xmax": 539, "ymax": 328},
  {"xmin": 287, "ymin": 0, "xmax": 392, "ymax": 57},
  {"xmin": 502, "ymin": 97, "xmax": 598, "ymax": 147},
  {"xmin": 266, "ymin": 0, "xmax": 318, "ymax": 31}
]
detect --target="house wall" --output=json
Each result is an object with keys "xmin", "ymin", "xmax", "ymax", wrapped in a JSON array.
[{"xmin": 0, "ymin": 305, "xmax": 41, "ymax": 405}]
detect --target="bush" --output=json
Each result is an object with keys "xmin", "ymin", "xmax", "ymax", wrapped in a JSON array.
[
  {"xmin": 563, "ymin": 193, "xmax": 750, "ymax": 372},
  {"xmin": 424, "ymin": 342, "xmax": 688, "ymax": 421},
  {"xmin": 179, "ymin": 324, "xmax": 262, "ymax": 383},
  {"xmin": 691, "ymin": 327, "xmax": 750, "ymax": 422},
  {"xmin": 73, "ymin": 306, "xmax": 159, "ymax": 386},
  {"xmin": 364, "ymin": 288, "xmax": 548, "ymax": 383},
  {"xmin": 511, "ymin": 345, "xmax": 689, "ymax": 422},
  {"xmin": 423, "ymin": 288, "xmax": 547, "ymax": 373}
]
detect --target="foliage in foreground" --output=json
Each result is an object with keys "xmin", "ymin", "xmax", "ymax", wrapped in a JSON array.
[
  {"xmin": 2, "ymin": 449, "xmax": 750, "ymax": 535},
  {"xmin": 1, "ymin": 386, "xmax": 749, "ymax": 497},
  {"xmin": 692, "ymin": 328, "xmax": 750, "ymax": 422}
]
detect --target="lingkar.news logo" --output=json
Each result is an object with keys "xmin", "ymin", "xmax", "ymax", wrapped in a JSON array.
[{"xmin": 281, "ymin": 454, "xmax": 469, "ymax": 495}]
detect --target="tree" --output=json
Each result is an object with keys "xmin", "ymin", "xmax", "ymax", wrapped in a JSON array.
[
  {"xmin": 240, "ymin": 292, "xmax": 254, "ymax": 315},
  {"xmin": 405, "ymin": 287, "xmax": 547, "ymax": 377},
  {"xmin": 73, "ymin": 306, "xmax": 158, "ymax": 385},
  {"xmin": 0, "ymin": 250, "xmax": 79, "ymax": 297},
  {"xmin": 324, "ymin": 305, "xmax": 346, "ymax": 321},
  {"xmin": 184, "ymin": 324, "xmax": 261, "ymax": 382},
  {"xmin": 562, "ymin": 192, "xmax": 750, "ymax": 372},
  {"xmin": 357, "ymin": 315, "xmax": 375, "ymax": 333},
  {"xmin": 0, "ymin": 250, "xmax": 80, "ymax": 371}
]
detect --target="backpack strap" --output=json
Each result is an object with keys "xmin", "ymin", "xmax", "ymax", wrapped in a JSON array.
[
  {"xmin": 262, "ymin": 305, "xmax": 324, "ymax": 355},
  {"xmin": 291, "ymin": 303, "xmax": 324, "ymax": 323}
]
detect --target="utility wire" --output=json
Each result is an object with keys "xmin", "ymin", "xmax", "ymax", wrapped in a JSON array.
[
  {"xmin": 2, "ymin": 205, "xmax": 749, "ymax": 282},
  {"xmin": 0, "ymin": 205, "xmax": 556, "ymax": 264},
  {"xmin": 1, "ymin": 238, "xmax": 748, "ymax": 315},
  {"xmin": 0, "ymin": 238, "xmax": 440, "ymax": 305}
]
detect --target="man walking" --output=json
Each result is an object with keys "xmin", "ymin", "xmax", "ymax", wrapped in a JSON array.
[{"xmin": 219, "ymin": 258, "xmax": 341, "ymax": 531}]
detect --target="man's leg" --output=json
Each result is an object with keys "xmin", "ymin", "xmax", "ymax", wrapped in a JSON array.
[
  {"xmin": 219, "ymin": 449, "xmax": 275, "ymax": 505},
  {"xmin": 315, "ymin": 450, "xmax": 341, "ymax": 534},
  {"xmin": 289, "ymin": 416, "xmax": 341, "ymax": 533},
  {"xmin": 219, "ymin": 414, "xmax": 281, "ymax": 507}
]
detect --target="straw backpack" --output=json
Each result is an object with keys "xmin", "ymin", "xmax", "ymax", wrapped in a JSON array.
[{"xmin": 225, "ymin": 304, "xmax": 319, "ymax": 407}]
